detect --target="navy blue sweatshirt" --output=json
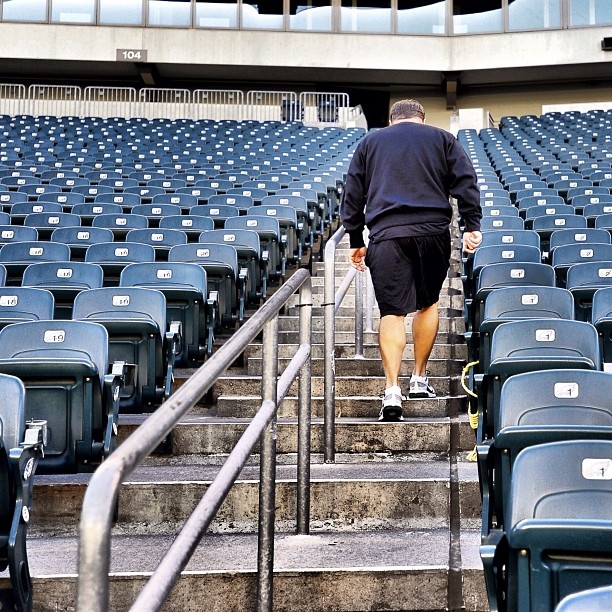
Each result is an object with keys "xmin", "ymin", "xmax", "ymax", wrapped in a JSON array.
[{"xmin": 341, "ymin": 121, "xmax": 482, "ymax": 248}]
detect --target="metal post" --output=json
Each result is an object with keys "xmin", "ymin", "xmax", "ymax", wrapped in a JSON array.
[
  {"xmin": 365, "ymin": 269, "xmax": 375, "ymax": 333},
  {"xmin": 297, "ymin": 278, "xmax": 312, "ymax": 534},
  {"xmin": 323, "ymin": 231, "xmax": 338, "ymax": 464},
  {"xmin": 257, "ymin": 316, "xmax": 279, "ymax": 612},
  {"xmin": 355, "ymin": 270, "xmax": 364, "ymax": 358}
]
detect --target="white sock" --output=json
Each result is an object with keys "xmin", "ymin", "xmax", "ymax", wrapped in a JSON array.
[
  {"xmin": 385, "ymin": 385, "xmax": 402, "ymax": 395},
  {"xmin": 411, "ymin": 374, "xmax": 427, "ymax": 381}
]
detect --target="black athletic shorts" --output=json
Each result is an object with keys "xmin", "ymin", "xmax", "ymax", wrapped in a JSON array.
[{"xmin": 365, "ymin": 230, "xmax": 451, "ymax": 317}]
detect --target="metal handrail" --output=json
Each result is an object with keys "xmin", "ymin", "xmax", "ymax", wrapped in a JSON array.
[
  {"xmin": 323, "ymin": 226, "xmax": 364, "ymax": 464},
  {"xmin": 76, "ymin": 268, "xmax": 312, "ymax": 612}
]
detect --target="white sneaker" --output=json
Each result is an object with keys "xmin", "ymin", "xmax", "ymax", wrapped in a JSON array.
[
  {"xmin": 408, "ymin": 375, "xmax": 436, "ymax": 399},
  {"xmin": 378, "ymin": 386, "xmax": 404, "ymax": 421}
]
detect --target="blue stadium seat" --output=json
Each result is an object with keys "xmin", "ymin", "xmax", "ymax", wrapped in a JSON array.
[
  {"xmin": 225, "ymin": 215, "xmax": 285, "ymax": 281},
  {"xmin": 0, "ymin": 320, "xmax": 125, "ymax": 473},
  {"xmin": 477, "ymin": 369, "xmax": 612, "ymax": 539},
  {"xmin": 0, "ymin": 225, "xmax": 37, "ymax": 246},
  {"xmin": 85, "ymin": 241, "xmax": 156, "ymax": 286},
  {"xmin": 73, "ymin": 287, "xmax": 179, "ymax": 412},
  {"xmin": 21, "ymin": 261, "xmax": 104, "ymax": 319},
  {"xmin": 9, "ymin": 201, "xmax": 63, "ymax": 224},
  {"xmin": 567, "ymin": 260, "xmax": 612, "ymax": 321},
  {"xmin": 168, "ymin": 242, "xmax": 244, "ymax": 324},
  {"xmin": 477, "ymin": 285, "xmax": 573, "ymax": 374},
  {"xmin": 0, "ymin": 241, "xmax": 71, "ymax": 285},
  {"xmin": 120, "ymin": 262, "xmax": 216, "ymax": 363},
  {"xmin": 158, "ymin": 215, "xmax": 214, "ymax": 240},
  {"xmin": 125, "ymin": 228, "xmax": 188, "ymax": 260},
  {"xmin": 480, "ymin": 216, "xmax": 525, "ymax": 231},
  {"xmin": 551, "ymin": 242, "xmax": 612, "ymax": 288},
  {"xmin": 190, "ymin": 204, "xmax": 240, "ymax": 229},
  {"xmin": 71, "ymin": 203, "xmax": 124, "ymax": 226},
  {"xmin": 198, "ymin": 228, "xmax": 265, "ymax": 301},
  {"xmin": 247, "ymin": 204, "xmax": 301, "ymax": 263},
  {"xmin": 481, "ymin": 440, "xmax": 612, "ymax": 612},
  {"xmin": 476, "ymin": 319, "xmax": 600, "ymax": 443},
  {"xmin": 555, "ymin": 585, "xmax": 612, "ymax": 612},
  {"xmin": 0, "ymin": 374, "xmax": 45, "ymax": 612},
  {"xmin": 91, "ymin": 213, "xmax": 149, "ymax": 240},
  {"xmin": 23, "ymin": 211, "xmax": 81, "ymax": 240},
  {"xmin": 0, "ymin": 287, "xmax": 55, "ymax": 331},
  {"xmin": 591, "ymin": 287, "xmax": 612, "ymax": 364}
]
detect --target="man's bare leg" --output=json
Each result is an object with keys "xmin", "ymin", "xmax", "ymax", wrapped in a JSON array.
[
  {"xmin": 412, "ymin": 302, "xmax": 439, "ymax": 377},
  {"xmin": 379, "ymin": 314, "xmax": 406, "ymax": 388}
]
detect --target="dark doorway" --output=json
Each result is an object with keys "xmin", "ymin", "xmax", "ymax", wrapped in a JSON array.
[
  {"xmin": 351, "ymin": 89, "xmax": 390, "ymax": 128},
  {"xmin": 340, "ymin": 88, "xmax": 391, "ymax": 129}
]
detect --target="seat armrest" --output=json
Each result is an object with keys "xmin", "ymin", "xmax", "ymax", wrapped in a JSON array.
[
  {"xmin": 102, "ymin": 360, "xmax": 128, "ymax": 459},
  {"xmin": 480, "ymin": 529, "xmax": 508, "ymax": 612},
  {"xmin": 164, "ymin": 322, "xmax": 182, "ymax": 400}
]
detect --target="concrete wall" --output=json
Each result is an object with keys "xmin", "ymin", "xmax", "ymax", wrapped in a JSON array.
[{"xmin": 0, "ymin": 23, "xmax": 610, "ymax": 79}]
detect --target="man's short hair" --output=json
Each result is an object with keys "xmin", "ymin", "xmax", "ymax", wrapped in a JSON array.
[{"xmin": 389, "ymin": 99, "xmax": 425, "ymax": 122}]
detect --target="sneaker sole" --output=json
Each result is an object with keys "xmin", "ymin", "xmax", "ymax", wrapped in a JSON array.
[
  {"xmin": 382, "ymin": 405, "xmax": 403, "ymax": 421},
  {"xmin": 408, "ymin": 392, "xmax": 436, "ymax": 399}
]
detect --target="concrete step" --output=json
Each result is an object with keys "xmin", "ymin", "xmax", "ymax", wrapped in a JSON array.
[
  {"xmin": 118, "ymin": 415, "xmax": 477, "ymax": 455},
  {"xmin": 275, "ymin": 316, "xmax": 464, "ymax": 333},
  {"xmin": 214, "ymin": 395, "xmax": 464, "ymax": 419},
  {"xmin": 243, "ymin": 342, "xmax": 468, "ymax": 361},
  {"xmin": 284, "ymin": 302, "xmax": 464, "ymax": 317},
  {"xmin": 209, "ymin": 375, "xmax": 461, "ymax": 403},
  {"xmin": 30, "ymin": 460, "xmax": 481, "ymax": 536},
  {"xmin": 246, "ymin": 356, "xmax": 465, "ymax": 377},
  {"xmin": 275, "ymin": 329, "xmax": 465, "ymax": 345},
  {"xmin": 8, "ymin": 529, "xmax": 487, "ymax": 611}
]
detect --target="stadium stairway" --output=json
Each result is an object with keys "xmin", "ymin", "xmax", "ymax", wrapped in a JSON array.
[{"xmin": 11, "ymin": 228, "xmax": 487, "ymax": 611}]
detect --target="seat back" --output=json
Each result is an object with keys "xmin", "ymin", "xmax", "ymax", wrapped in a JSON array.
[
  {"xmin": 50, "ymin": 226, "xmax": 115, "ymax": 260},
  {"xmin": 0, "ymin": 241, "xmax": 71, "ymax": 285},
  {"xmin": 555, "ymin": 585, "xmax": 612, "ymax": 612},
  {"xmin": 73, "ymin": 287, "xmax": 167, "ymax": 411},
  {"xmin": 479, "ymin": 286, "xmax": 574, "ymax": 373},
  {"xmin": 0, "ymin": 320, "xmax": 110, "ymax": 472},
  {"xmin": 22, "ymin": 261, "xmax": 104, "ymax": 319},
  {"xmin": 0, "ymin": 225, "xmax": 38, "ymax": 246},
  {"xmin": 0, "ymin": 373, "xmax": 26, "ymax": 452},
  {"xmin": 507, "ymin": 440, "xmax": 612, "ymax": 611},
  {"xmin": 567, "ymin": 261, "xmax": 612, "ymax": 321},
  {"xmin": 480, "ymin": 216, "xmax": 525, "ymax": 231},
  {"xmin": 549, "ymin": 227, "xmax": 611, "ymax": 252},
  {"xmin": 489, "ymin": 318, "xmax": 600, "ymax": 379},
  {"xmin": 0, "ymin": 287, "xmax": 55, "ymax": 331},
  {"xmin": 126, "ymin": 228, "xmax": 188, "ymax": 258},
  {"xmin": 119, "ymin": 262, "xmax": 209, "ymax": 365},
  {"xmin": 91, "ymin": 213, "xmax": 149, "ymax": 239},
  {"xmin": 85, "ymin": 241, "xmax": 156, "ymax": 286},
  {"xmin": 552, "ymin": 243, "xmax": 612, "ymax": 288},
  {"xmin": 168, "ymin": 242, "xmax": 238, "ymax": 325},
  {"xmin": 591, "ymin": 286, "xmax": 612, "ymax": 363}
]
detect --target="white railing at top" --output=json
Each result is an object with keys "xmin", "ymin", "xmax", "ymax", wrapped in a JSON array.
[{"xmin": 0, "ymin": 84, "xmax": 362, "ymax": 128}]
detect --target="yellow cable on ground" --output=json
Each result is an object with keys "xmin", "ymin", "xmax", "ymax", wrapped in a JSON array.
[{"xmin": 461, "ymin": 360, "xmax": 480, "ymax": 462}]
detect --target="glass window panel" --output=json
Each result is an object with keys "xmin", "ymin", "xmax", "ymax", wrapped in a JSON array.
[
  {"xmin": 147, "ymin": 0, "xmax": 192, "ymax": 26},
  {"xmin": 99, "ymin": 0, "xmax": 144, "ymax": 25},
  {"xmin": 241, "ymin": 0, "xmax": 284, "ymax": 29},
  {"xmin": 509, "ymin": 0, "xmax": 561, "ymax": 30},
  {"xmin": 452, "ymin": 0, "xmax": 501, "ymax": 34},
  {"xmin": 340, "ymin": 0, "xmax": 392, "ymax": 33},
  {"xmin": 397, "ymin": 0, "xmax": 446, "ymax": 35},
  {"xmin": 196, "ymin": 0, "xmax": 238, "ymax": 28},
  {"xmin": 51, "ymin": 0, "xmax": 95, "ymax": 23},
  {"xmin": 289, "ymin": 0, "xmax": 332, "ymax": 31},
  {"xmin": 2, "ymin": 0, "xmax": 47, "ymax": 21},
  {"xmin": 570, "ymin": 0, "xmax": 612, "ymax": 26}
]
